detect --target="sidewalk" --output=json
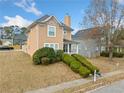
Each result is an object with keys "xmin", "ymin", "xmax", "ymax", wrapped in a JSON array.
[{"xmin": 25, "ymin": 70, "xmax": 123, "ymax": 93}]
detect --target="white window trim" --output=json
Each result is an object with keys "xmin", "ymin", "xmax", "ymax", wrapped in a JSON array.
[
  {"xmin": 47, "ymin": 25, "xmax": 56, "ymax": 37},
  {"xmin": 44, "ymin": 43, "xmax": 59, "ymax": 50}
]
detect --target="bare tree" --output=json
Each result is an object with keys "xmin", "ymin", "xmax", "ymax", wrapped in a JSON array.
[
  {"xmin": 83, "ymin": 0, "xmax": 124, "ymax": 60},
  {"xmin": 0, "ymin": 40, "xmax": 2, "ymax": 45}
]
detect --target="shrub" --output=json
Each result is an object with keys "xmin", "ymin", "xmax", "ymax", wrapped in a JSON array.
[
  {"xmin": 70, "ymin": 61, "xmax": 82, "ymax": 73},
  {"xmin": 41, "ymin": 57, "xmax": 50, "ymax": 65},
  {"xmin": 100, "ymin": 51, "xmax": 109, "ymax": 57},
  {"xmin": 47, "ymin": 48, "xmax": 56, "ymax": 63},
  {"xmin": 72, "ymin": 54, "xmax": 99, "ymax": 73},
  {"xmin": 62, "ymin": 54, "xmax": 76, "ymax": 65},
  {"xmin": 113, "ymin": 52, "xmax": 124, "ymax": 58},
  {"xmin": 56, "ymin": 50, "xmax": 64, "ymax": 61},
  {"xmin": 33, "ymin": 52, "xmax": 42, "ymax": 65},
  {"xmin": 33, "ymin": 47, "xmax": 56, "ymax": 65},
  {"xmin": 100, "ymin": 51, "xmax": 124, "ymax": 58},
  {"xmin": 78, "ymin": 66, "xmax": 91, "ymax": 78}
]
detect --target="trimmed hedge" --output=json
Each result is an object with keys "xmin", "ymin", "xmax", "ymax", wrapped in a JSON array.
[
  {"xmin": 70, "ymin": 61, "xmax": 81, "ymax": 73},
  {"xmin": 62, "ymin": 54, "xmax": 91, "ymax": 78},
  {"xmin": 100, "ymin": 51, "xmax": 124, "ymax": 58},
  {"xmin": 62, "ymin": 54, "xmax": 76, "ymax": 65},
  {"xmin": 72, "ymin": 54, "xmax": 99, "ymax": 73},
  {"xmin": 79, "ymin": 66, "xmax": 91, "ymax": 78},
  {"xmin": 32, "ymin": 47, "xmax": 56, "ymax": 65}
]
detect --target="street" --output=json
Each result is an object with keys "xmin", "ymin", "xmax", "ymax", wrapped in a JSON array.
[{"xmin": 89, "ymin": 80, "xmax": 124, "ymax": 93}]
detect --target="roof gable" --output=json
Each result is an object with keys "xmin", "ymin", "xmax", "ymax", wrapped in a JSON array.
[
  {"xmin": 27, "ymin": 15, "xmax": 73, "ymax": 32},
  {"xmin": 27, "ymin": 15, "xmax": 61, "ymax": 31}
]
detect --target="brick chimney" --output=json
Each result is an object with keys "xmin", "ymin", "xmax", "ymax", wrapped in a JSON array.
[
  {"xmin": 64, "ymin": 14, "xmax": 72, "ymax": 40},
  {"xmin": 64, "ymin": 14, "xmax": 71, "ymax": 27}
]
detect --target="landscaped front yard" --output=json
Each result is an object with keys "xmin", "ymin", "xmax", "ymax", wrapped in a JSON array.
[
  {"xmin": 0, "ymin": 51, "xmax": 81, "ymax": 93},
  {"xmin": 0, "ymin": 51, "xmax": 123, "ymax": 93}
]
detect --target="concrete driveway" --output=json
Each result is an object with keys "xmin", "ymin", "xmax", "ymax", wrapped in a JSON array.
[{"xmin": 89, "ymin": 80, "xmax": 124, "ymax": 93}]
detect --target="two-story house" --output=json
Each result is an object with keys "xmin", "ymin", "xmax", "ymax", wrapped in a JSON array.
[{"xmin": 27, "ymin": 15, "xmax": 78, "ymax": 56}]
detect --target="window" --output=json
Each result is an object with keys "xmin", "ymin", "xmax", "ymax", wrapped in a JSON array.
[
  {"xmin": 44, "ymin": 43, "xmax": 59, "ymax": 50},
  {"xmin": 50, "ymin": 44, "xmax": 54, "ymax": 49},
  {"xmin": 44, "ymin": 44, "xmax": 49, "ymax": 47},
  {"xmin": 48, "ymin": 25, "xmax": 56, "ymax": 37},
  {"xmin": 64, "ymin": 29, "xmax": 67, "ymax": 35},
  {"xmin": 55, "ymin": 44, "xmax": 58, "ymax": 50}
]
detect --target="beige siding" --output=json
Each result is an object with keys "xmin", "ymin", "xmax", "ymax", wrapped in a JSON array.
[
  {"xmin": 64, "ymin": 30, "xmax": 72, "ymax": 40},
  {"xmin": 27, "ymin": 17, "xmax": 63, "ymax": 56},
  {"xmin": 27, "ymin": 25, "xmax": 39, "ymax": 56}
]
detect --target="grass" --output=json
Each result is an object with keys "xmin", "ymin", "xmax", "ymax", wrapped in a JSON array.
[
  {"xmin": 0, "ymin": 51, "xmax": 81, "ymax": 93},
  {"xmin": 88, "ymin": 57, "xmax": 124, "ymax": 73},
  {"xmin": 0, "ymin": 51, "xmax": 123, "ymax": 93}
]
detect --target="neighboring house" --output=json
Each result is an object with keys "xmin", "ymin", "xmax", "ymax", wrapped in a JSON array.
[
  {"xmin": 114, "ymin": 40, "xmax": 124, "ymax": 53},
  {"xmin": 1, "ymin": 39, "xmax": 13, "ymax": 46},
  {"xmin": 13, "ymin": 34, "xmax": 27, "ymax": 47},
  {"xmin": 27, "ymin": 15, "xmax": 78, "ymax": 56},
  {"xmin": 73, "ymin": 28, "xmax": 102, "ymax": 58},
  {"xmin": 0, "ymin": 26, "xmax": 27, "ymax": 48}
]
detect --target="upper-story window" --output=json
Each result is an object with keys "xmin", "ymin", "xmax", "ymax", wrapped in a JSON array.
[
  {"xmin": 48, "ymin": 25, "xmax": 56, "ymax": 37},
  {"xmin": 64, "ymin": 29, "xmax": 67, "ymax": 35}
]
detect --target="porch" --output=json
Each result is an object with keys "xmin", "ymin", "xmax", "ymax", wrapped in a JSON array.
[{"xmin": 63, "ymin": 39, "xmax": 79, "ymax": 54}]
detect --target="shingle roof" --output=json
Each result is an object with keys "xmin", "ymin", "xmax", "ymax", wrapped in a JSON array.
[
  {"xmin": 27, "ymin": 15, "xmax": 73, "ymax": 32},
  {"xmin": 73, "ymin": 27, "xmax": 102, "ymax": 40},
  {"xmin": 63, "ymin": 39, "xmax": 79, "ymax": 44},
  {"xmin": 14, "ymin": 34, "xmax": 27, "ymax": 41},
  {"xmin": 35, "ymin": 15, "xmax": 50, "ymax": 23},
  {"xmin": 27, "ymin": 15, "xmax": 51, "ymax": 30},
  {"xmin": 61, "ymin": 22, "xmax": 73, "ymax": 31}
]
